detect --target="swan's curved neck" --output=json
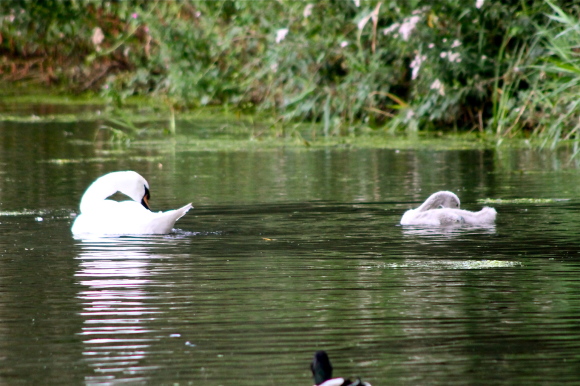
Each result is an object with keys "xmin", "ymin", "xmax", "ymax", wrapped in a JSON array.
[
  {"xmin": 416, "ymin": 192, "xmax": 459, "ymax": 212},
  {"xmin": 79, "ymin": 171, "xmax": 147, "ymax": 214},
  {"xmin": 416, "ymin": 196, "xmax": 440, "ymax": 211},
  {"xmin": 79, "ymin": 181, "xmax": 121, "ymax": 213}
]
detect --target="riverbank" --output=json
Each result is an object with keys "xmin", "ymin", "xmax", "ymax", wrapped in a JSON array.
[
  {"xmin": 0, "ymin": 89, "xmax": 570, "ymax": 154},
  {"xmin": 1, "ymin": 1, "xmax": 579, "ymax": 145}
]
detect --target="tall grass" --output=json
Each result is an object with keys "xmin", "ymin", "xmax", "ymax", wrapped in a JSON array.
[{"xmin": 527, "ymin": 1, "xmax": 580, "ymax": 148}]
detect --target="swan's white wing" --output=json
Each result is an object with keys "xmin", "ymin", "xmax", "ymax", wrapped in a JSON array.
[
  {"xmin": 454, "ymin": 207, "xmax": 497, "ymax": 225},
  {"xmin": 141, "ymin": 203, "xmax": 193, "ymax": 234}
]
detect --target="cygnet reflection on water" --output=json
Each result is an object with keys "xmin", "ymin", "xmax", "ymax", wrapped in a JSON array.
[
  {"xmin": 400, "ymin": 191, "xmax": 497, "ymax": 226},
  {"xmin": 401, "ymin": 224, "xmax": 496, "ymax": 238}
]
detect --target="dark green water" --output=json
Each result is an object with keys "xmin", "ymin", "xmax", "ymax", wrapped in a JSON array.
[{"xmin": 1, "ymin": 119, "xmax": 580, "ymax": 385}]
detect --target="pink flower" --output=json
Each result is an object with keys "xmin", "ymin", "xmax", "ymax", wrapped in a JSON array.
[
  {"xmin": 399, "ymin": 15, "xmax": 420, "ymax": 41},
  {"xmin": 131, "ymin": 13, "xmax": 138, "ymax": 19},
  {"xmin": 410, "ymin": 53, "xmax": 426, "ymax": 80},
  {"xmin": 275, "ymin": 28, "xmax": 289, "ymax": 44},
  {"xmin": 430, "ymin": 79, "xmax": 445, "ymax": 96},
  {"xmin": 91, "ymin": 27, "xmax": 104, "ymax": 47},
  {"xmin": 303, "ymin": 4, "xmax": 313, "ymax": 18}
]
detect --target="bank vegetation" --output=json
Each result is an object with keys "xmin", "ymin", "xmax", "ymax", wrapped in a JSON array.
[{"xmin": 1, "ymin": 1, "xmax": 579, "ymax": 146}]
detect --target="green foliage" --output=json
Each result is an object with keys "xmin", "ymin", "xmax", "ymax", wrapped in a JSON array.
[
  {"xmin": 525, "ymin": 1, "xmax": 580, "ymax": 149},
  {"xmin": 1, "ymin": 0, "xmax": 580, "ymax": 142}
]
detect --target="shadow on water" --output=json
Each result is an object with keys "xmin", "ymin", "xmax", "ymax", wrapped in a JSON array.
[{"xmin": 2, "ymin": 118, "xmax": 580, "ymax": 384}]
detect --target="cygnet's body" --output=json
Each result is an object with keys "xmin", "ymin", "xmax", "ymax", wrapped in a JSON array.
[
  {"xmin": 71, "ymin": 171, "xmax": 192, "ymax": 235},
  {"xmin": 400, "ymin": 191, "xmax": 496, "ymax": 226}
]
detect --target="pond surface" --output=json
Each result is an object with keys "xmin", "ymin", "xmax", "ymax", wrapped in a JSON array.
[{"xmin": 1, "ymin": 119, "xmax": 580, "ymax": 385}]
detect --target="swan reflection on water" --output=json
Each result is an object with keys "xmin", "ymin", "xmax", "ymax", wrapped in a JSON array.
[{"xmin": 74, "ymin": 236, "xmax": 174, "ymax": 384}]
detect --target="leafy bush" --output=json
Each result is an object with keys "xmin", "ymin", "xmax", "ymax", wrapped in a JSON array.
[{"xmin": 1, "ymin": 0, "xmax": 579, "ymax": 141}]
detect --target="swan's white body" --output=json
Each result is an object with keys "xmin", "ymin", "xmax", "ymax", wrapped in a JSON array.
[
  {"xmin": 400, "ymin": 191, "xmax": 496, "ymax": 226},
  {"xmin": 71, "ymin": 171, "xmax": 192, "ymax": 235}
]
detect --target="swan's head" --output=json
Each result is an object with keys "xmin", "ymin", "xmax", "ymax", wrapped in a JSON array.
[
  {"xmin": 115, "ymin": 171, "xmax": 151, "ymax": 210},
  {"xmin": 424, "ymin": 191, "xmax": 460, "ymax": 210},
  {"xmin": 141, "ymin": 185, "xmax": 151, "ymax": 209},
  {"xmin": 311, "ymin": 350, "xmax": 333, "ymax": 385}
]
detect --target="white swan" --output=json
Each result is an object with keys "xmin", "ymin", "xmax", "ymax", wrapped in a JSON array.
[
  {"xmin": 400, "ymin": 191, "xmax": 496, "ymax": 226},
  {"xmin": 71, "ymin": 171, "xmax": 192, "ymax": 235}
]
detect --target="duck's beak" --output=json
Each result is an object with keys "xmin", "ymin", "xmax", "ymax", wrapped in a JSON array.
[{"xmin": 141, "ymin": 186, "xmax": 151, "ymax": 210}]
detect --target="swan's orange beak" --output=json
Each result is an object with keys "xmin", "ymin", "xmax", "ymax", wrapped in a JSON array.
[{"xmin": 141, "ymin": 186, "xmax": 151, "ymax": 210}]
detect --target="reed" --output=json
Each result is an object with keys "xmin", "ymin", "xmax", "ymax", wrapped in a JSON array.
[{"xmin": 527, "ymin": 1, "xmax": 580, "ymax": 148}]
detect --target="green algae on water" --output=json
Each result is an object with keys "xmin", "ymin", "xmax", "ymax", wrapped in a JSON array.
[
  {"xmin": 478, "ymin": 198, "xmax": 569, "ymax": 204},
  {"xmin": 379, "ymin": 260, "xmax": 523, "ymax": 270}
]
